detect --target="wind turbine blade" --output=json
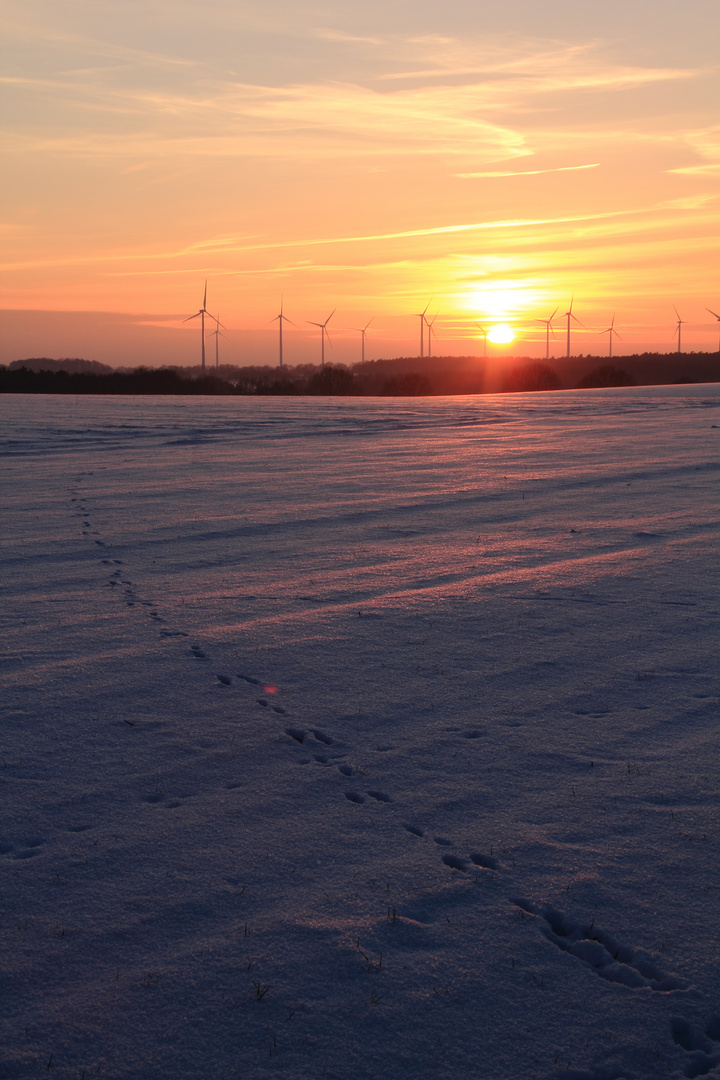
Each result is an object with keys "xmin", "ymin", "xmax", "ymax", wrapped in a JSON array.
[
  {"xmin": 364, "ymin": 317, "xmax": 374, "ymax": 331},
  {"xmin": 183, "ymin": 312, "xmax": 200, "ymax": 323},
  {"xmin": 549, "ymin": 307, "xmax": 558, "ymax": 321},
  {"xmin": 307, "ymin": 321, "xmax": 323, "ymax": 328},
  {"xmin": 203, "ymin": 281, "xmax": 207, "ymax": 308},
  {"xmin": 324, "ymin": 309, "xmax": 336, "ymax": 327},
  {"xmin": 673, "ymin": 305, "xmax": 681, "ymax": 320},
  {"xmin": 706, "ymin": 307, "xmax": 720, "ymax": 320}
]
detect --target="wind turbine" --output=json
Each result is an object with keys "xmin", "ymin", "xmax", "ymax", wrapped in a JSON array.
[
  {"xmin": 673, "ymin": 306, "xmax": 685, "ymax": 354},
  {"xmin": 475, "ymin": 322, "xmax": 489, "ymax": 358},
  {"xmin": 535, "ymin": 308, "xmax": 558, "ymax": 360},
  {"xmin": 308, "ymin": 309, "xmax": 335, "ymax": 366},
  {"xmin": 184, "ymin": 281, "xmax": 212, "ymax": 370},
  {"xmin": 426, "ymin": 313, "xmax": 438, "ymax": 358},
  {"xmin": 269, "ymin": 298, "xmax": 295, "ymax": 368},
  {"xmin": 412, "ymin": 300, "xmax": 431, "ymax": 357},
  {"xmin": 348, "ymin": 318, "xmax": 373, "ymax": 364},
  {"xmin": 208, "ymin": 313, "xmax": 227, "ymax": 369},
  {"xmin": 601, "ymin": 313, "xmax": 622, "ymax": 359},
  {"xmin": 706, "ymin": 307, "xmax": 720, "ymax": 352},
  {"xmin": 562, "ymin": 294, "xmax": 583, "ymax": 358}
]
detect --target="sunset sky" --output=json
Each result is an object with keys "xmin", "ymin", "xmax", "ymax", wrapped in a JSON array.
[{"xmin": 2, "ymin": 0, "xmax": 720, "ymax": 366}]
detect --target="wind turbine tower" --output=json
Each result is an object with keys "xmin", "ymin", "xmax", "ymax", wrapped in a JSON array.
[
  {"xmin": 673, "ymin": 306, "xmax": 685, "ymax": 354},
  {"xmin": 412, "ymin": 301, "xmax": 431, "ymax": 357},
  {"xmin": 208, "ymin": 314, "xmax": 226, "ymax": 369},
  {"xmin": 563, "ymin": 295, "xmax": 582, "ymax": 358},
  {"xmin": 184, "ymin": 281, "xmax": 212, "ymax": 370},
  {"xmin": 706, "ymin": 307, "xmax": 720, "ymax": 352},
  {"xmin": 475, "ymin": 322, "xmax": 489, "ymax": 358},
  {"xmin": 349, "ymin": 318, "xmax": 373, "ymax": 364},
  {"xmin": 270, "ymin": 299, "xmax": 295, "ymax": 367},
  {"xmin": 535, "ymin": 308, "xmax": 557, "ymax": 360},
  {"xmin": 308, "ymin": 309, "xmax": 335, "ymax": 366},
  {"xmin": 426, "ymin": 313, "xmax": 438, "ymax": 358},
  {"xmin": 602, "ymin": 313, "xmax": 622, "ymax": 359}
]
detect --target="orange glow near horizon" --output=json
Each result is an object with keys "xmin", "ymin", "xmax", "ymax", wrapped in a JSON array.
[{"xmin": 1, "ymin": 2, "xmax": 719, "ymax": 366}]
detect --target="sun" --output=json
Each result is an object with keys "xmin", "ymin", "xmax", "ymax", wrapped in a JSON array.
[{"xmin": 487, "ymin": 324, "xmax": 515, "ymax": 345}]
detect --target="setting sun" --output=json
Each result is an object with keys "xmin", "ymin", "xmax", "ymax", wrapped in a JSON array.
[{"xmin": 487, "ymin": 324, "xmax": 515, "ymax": 345}]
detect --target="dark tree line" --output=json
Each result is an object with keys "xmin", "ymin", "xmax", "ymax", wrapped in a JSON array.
[{"xmin": 2, "ymin": 352, "xmax": 719, "ymax": 396}]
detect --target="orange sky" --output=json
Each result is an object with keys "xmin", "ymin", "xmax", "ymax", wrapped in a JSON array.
[{"xmin": 2, "ymin": 0, "xmax": 720, "ymax": 366}]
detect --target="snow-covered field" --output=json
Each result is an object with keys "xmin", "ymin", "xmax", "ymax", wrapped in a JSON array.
[{"xmin": 2, "ymin": 387, "xmax": 719, "ymax": 1080}]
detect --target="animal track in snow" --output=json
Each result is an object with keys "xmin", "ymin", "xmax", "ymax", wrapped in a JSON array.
[
  {"xmin": 442, "ymin": 851, "xmax": 499, "ymax": 873},
  {"xmin": 671, "ymin": 1015, "xmax": 720, "ymax": 1078},
  {"xmin": 367, "ymin": 790, "xmax": 392, "ymax": 802},
  {"xmin": 142, "ymin": 792, "xmax": 187, "ymax": 810},
  {"xmin": 442, "ymin": 854, "xmax": 469, "ymax": 872},
  {"xmin": 405, "ymin": 825, "xmax": 424, "ymax": 837},
  {"xmin": 344, "ymin": 791, "xmax": 365, "ymax": 804},
  {"xmin": 514, "ymin": 899, "xmax": 692, "ymax": 993}
]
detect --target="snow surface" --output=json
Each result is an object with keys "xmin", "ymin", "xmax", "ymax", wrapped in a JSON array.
[{"xmin": 1, "ymin": 387, "xmax": 719, "ymax": 1080}]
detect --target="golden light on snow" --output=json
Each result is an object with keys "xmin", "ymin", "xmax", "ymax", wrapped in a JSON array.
[{"xmin": 487, "ymin": 325, "xmax": 515, "ymax": 345}]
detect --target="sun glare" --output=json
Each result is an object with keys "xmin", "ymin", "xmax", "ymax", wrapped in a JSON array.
[{"xmin": 487, "ymin": 324, "xmax": 515, "ymax": 345}]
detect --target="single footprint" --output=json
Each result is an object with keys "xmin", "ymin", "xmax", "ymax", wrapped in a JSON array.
[
  {"xmin": 405, "ymin": 825, "xmax": 424, "ymax": 837},
  {"xmin": 434, "ymin": 836, "xmax": 453, "ymax": 847},
  {"xmin": 312, "ymin": 730, "xmax": 333, "ymax": 745},
  {"xmin": 367, "ymin": 790, "xmax": 392, "ymax": 803},
  {"xmin": 345, "ymin": 791, "xmax": 365, "ymax": 804},
  {"xmin": 216, "ymin": 675, "xmax": 232, "ymax": 686},
  {"xmin": 442, "ymin": 854, "xmax": 470, "ymax": 872},
  {"xmin": 471, "ymin": 852, "xmax": 499, "ymax": 870},
  {"xmin": 285, "ymin": 728, "xmax": 306, "ymax": 743},
  {"xmin": 338, "ymin": 764, "xmax": 353, "ymax": 776}
]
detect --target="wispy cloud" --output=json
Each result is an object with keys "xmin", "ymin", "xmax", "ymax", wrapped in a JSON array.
[
  {"xmin": 668, "ymin": 125, "xmax": 720, "ymax": 175},
  {"xmin": 457, "ymin": 163, "xmax": 600, "ymax": 178},
  {"xmin": 2, "ymin": 29, "xmax": 708, "ymax": 169}
]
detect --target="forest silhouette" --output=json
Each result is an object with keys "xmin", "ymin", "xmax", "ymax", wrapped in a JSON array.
[{"xmin": 3, "ymin": 352, "xmax": 719, "ymax": 396}]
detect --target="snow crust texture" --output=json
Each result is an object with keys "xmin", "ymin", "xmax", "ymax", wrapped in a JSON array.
[{"xmin": 1, "ymin": 388, "xmax": 719, "ymax": 1080}]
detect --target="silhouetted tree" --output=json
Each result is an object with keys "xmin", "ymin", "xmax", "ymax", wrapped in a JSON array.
[
  {"xmin": 578, "ymin": 365, "xmax": 635, "ymax": 388},
  {"xmin": 504, "ymin": 363, "xmax": 560, "ymax": 392},
  {"xmin": 381, "ymin": 373, "xmax": 432, "ymax": 395},
  {"xmin": 305, "ymin": 365, "xmax": 358, "ymax": 395}
]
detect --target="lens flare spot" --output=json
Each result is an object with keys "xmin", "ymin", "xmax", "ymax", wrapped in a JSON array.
[
  {"xmin": 487, "ymin": 324, "xmax": 515, "ymax": 344},
  {"xmin": 263, "ymin": 685, "xmax": 279, "ymax": 694}
]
